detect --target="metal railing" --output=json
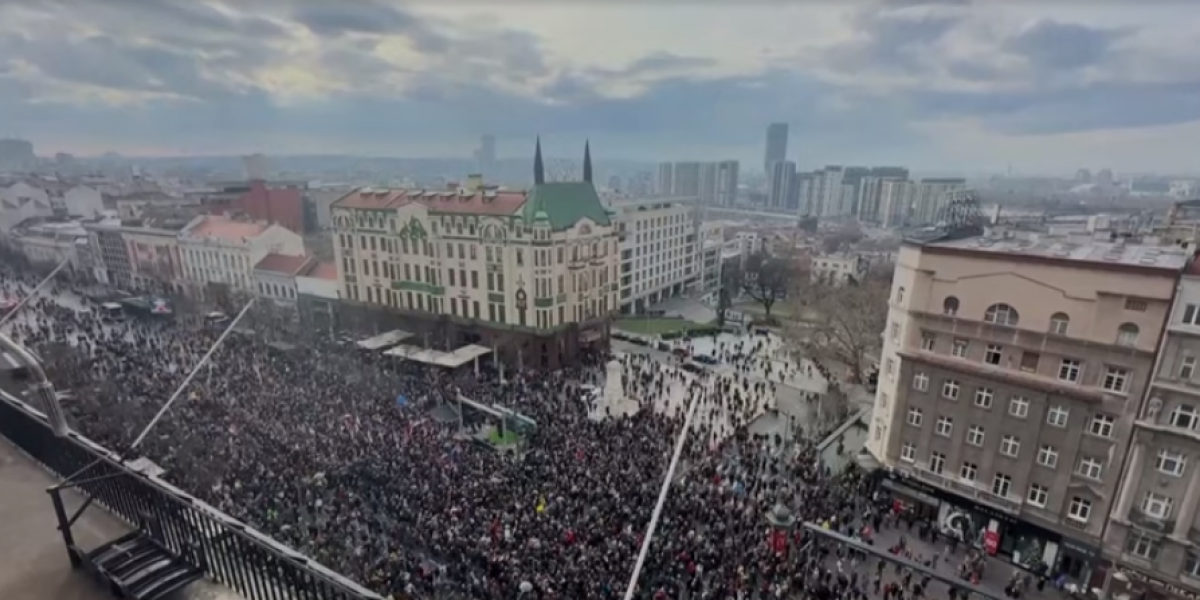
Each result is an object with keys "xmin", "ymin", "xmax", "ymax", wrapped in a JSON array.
[{"xmin": 0, "ymin": 388, "xmax": 384, "ymax": 600}]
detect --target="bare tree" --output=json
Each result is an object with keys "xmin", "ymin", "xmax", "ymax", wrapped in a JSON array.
[
  {"xmin": 715, "ymin": 261, "xmax": 742, "ymax": 327},
  {"xmin": 790, "ymin": 278, "xmax": 889, "ymax": 384},
  {"xmin": 741, "ymin": 252, "xmax": 795, "ymax": 318}
]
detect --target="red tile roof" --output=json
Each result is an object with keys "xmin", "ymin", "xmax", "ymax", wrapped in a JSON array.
[
  {"xmin": 254, "ymin": 253, "xmax": 311, "ymax": 275},
  {"xmin": 332, "ymin": 188, "xmax": 528, "ymax": 216}
]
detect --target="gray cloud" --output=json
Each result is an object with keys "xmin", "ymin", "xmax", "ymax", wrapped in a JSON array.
[{"xmin": 1001, "ymin": 20, "xmax": 1129, "ymax": 71}]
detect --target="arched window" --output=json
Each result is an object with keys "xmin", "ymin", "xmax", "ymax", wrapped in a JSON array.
[
  {"xmin": 1050, "ymin": 312, "xmax": 1070, "ymax": 335},
  {"xmin": 1117, "ymin": 323, "xmax": 1140, "ymax": 347},
  {"xmin": 984, "ymin": 303, "xmax": 1020, "ymax": 326},
  {"xmin": 943, "ymin": 296, "xmax": 960, "ymax": 316},
  {"xmin": 896, "ymin": 286, "xmax": 906, "ymax": 303}
]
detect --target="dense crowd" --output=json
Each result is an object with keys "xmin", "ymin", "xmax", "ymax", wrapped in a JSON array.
[{"xmin": 0, "ymin": 262, "xmax": 996, "ymax": 600}]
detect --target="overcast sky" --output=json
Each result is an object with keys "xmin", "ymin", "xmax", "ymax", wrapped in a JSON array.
[{"xmin": 1, "ymin": 0, "xmax": 1198, "ymax": 175}]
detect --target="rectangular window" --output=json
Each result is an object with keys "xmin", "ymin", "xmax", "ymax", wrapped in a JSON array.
[
  {"xmin": 1142, "ymin": 492, "xmax": 1174, "ymax": 520},
  {"xmin": 890, "ymin": 322, "xmax": 900, "ymax": 342},
  {"xmin": 885, "ymin": 358, "xmax": 895, "ymax": 378},
  {"xmin": 1000, "ymin": 435, "xmax": 1020, "ymax": 458},
  {"xmin": 1059, "ymin": 359, "xmax": 1082, "ymax": 382},
  {"xmin": 900, "ymin": 443, "xmax": 916, "ymax": 463},
  {"xmin": 906, "ymin": 408, "xmax": 923, "ymax": 427},
  {"xmin": 1077, "ymin": 456, "xmax": 1103, "ymax": 480},
  {"xmin": 1027, "ymin": 484, "xmax": 1048, "ymax": 507},
  {"xmin": 1156, "ymin": 449, "xmax": 1187, "ymax": 477},
  {"xmin": 1047, "ymin": 405, "xmax": 1069, "ymax": 427},
  {"xmin": 966, "ymin": 425, "xmax": 985, "ymax": 446},
  {"xmin": 920, "ymin": 332, "xmax": 935, "ymax": 351},
  {"xmin": 1182, "ymin": 356, "xmax": 1197, "ymax": 380},
  {"xmin": 471, "ymin": 271, "xmax": 479, "ymax": 289},
  {"xmin": 913, "ymin": 373, "xmax": 929, "ymax": 391},
  {"xmin": 1171, "ymin": 405, "xmax": 1200, "ymax": 429},
  {"xmin": 942, "ymin": 380, "xmax": 960, "ymax": 400},
  {"xmin": 1037, "ymin": 445, "xmax": 1059, "ymax": 468},
  {"xmin": 952, "ymin": 339, "xmax": 969, "ymax": 358},
  {"xmin": 1125, "ymin": 298, "xmax": 1148, "ymax": 312},
  {"xmin": 985, "ymin": 344, "xmax": 1003, "ymax": 366},
  {"xmin": 960, "ymin": 462, "xmax": 978, "ymax": 483},
  {"xmin": 991, "ymin": 473, "xmax": 1012, "ymax": 498},
  {"xmin": 935, "ymin": 416, "xmax": 953, "ymax": 437},
  {"xmin": 1102, "ymin": 366, "xmax": 1130, "ymax": 393},
  {"xmin": 1125, "ymin": 532, "xmax": 1162, "ymax": 560},
  {"xmin": 1067, "ymin": 497, "xmax": 1092, "ymax": 523},
  {"xmin": 974, "ymin": 387, "xmax": 994, "ymax": 409},
  {"xmin": 930, "ymin": 452, "xmax": 945, "ymax": 475},
  {"xmin": 1185, "ymin": 304, "xmax": 1200, "ymax": 326},
  {"xmin": 1009, "ymin": 396, "xmax": 1029, "ymax": 418},
  {"xmin": 1089, "ymin": 414, "xmax": 1115, "ymax": 438}
]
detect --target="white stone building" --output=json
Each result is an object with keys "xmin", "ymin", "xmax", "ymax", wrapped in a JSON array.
[
  {"xmin": 0, "ymin": 181, "xmax": 53, "ymax": 234},
  {"xmin": 811, "ymin": 253, "xmax": 866, "ymax": 285},
  {"xmin": 610, "ymin": 196, "xmax": 697, "ymax": 313},
  {"xmin": 178, "ymin": 215, "xmax": 304, "ymax": 296}
]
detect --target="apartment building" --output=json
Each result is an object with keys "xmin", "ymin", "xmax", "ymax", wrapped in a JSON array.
[
  {"xmin": 869, "ymin": 228, "xmax": 1188, "ymax": 588},
  {"xmin": 178, "ymin": 215, "xmax": 304, "ymax": 297},
  {"xmin": 1106, "ymin": 257, "xmax": 1200, "ymax": 596},
  {"xmin": 611, "ymin": 196, "xmax": 697, "ymax": 313},
  {"xmin": 330, "ymin": 144, "xmax": 619, "ymax": 369}
]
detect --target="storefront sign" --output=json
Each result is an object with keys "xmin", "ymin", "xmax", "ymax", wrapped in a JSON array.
[
  {"xmin": 886, "ymin": 470, "xmax": 1018, "ymax": 525},
  {"xmin": 881, "ymin": 478, "xmax": 940, "ymax": 507},
  {"xmin": 1059, "ymin": 538, "xmax": 1100, "ymax": 560},
  {"xmin": 1118, "ymin": 567, "xmax": 1200, "ymax": 600},
  {"xmin": 984, "ymin": 530, "xmax": 1000, "ymax": 556}
]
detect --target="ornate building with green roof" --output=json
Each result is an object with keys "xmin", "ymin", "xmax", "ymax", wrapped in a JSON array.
[{"xmin": 329, "ymin": 141, "xmax": 618, "ymax": 368}]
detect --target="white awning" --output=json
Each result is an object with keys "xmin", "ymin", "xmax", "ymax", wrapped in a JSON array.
[
  {"xmin": 356, "ymin": 329, "xmax": 412, "ymax": 350},
  {"xmin": 384, "ymin": 343, "xmax": 491, "ymax": 368}
]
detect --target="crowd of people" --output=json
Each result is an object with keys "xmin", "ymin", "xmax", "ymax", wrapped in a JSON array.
[{"xmin": 0, "ymin": 261, "xmax": 998, "ymax": 600}]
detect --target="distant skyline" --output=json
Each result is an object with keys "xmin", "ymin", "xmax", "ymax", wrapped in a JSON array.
[{"xmin": 1, "ymin": 1, "xmax": 1199, "ymax": 174}]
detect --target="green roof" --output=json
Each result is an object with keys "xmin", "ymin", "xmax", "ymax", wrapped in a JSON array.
[{"xmin": 520, "ymin": 182, "xmax": 611, "ymax": 231}]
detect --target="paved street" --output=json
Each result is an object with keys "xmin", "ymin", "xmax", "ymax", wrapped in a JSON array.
[{"xmin": 853, "ymin": 519, "xmax": 1063, "ymax": 600}]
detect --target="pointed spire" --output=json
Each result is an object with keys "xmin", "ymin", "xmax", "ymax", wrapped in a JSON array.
[
  {"xmin": 582, "ymin": 140, "xmax": 593, "ymax": 183},
  {"xmin": 533, "ymin": 136, "xmax": 545, "ymax": 185}
]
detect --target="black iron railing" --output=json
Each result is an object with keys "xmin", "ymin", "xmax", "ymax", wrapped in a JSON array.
[{"xmin": 0, "ymin": 390, "xmax": 383, "ymax": 600}]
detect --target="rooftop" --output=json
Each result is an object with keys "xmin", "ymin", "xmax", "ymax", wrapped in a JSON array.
[
  {"xmin": 924, "ymin": 230, "xmax": 1191, "ymax": 271},
  {"xmin": 183, "ymin": 215, "xmax": 268, "ymax": 242},
  {"xmin": 254, "ymin": 253, "xmax": 311, "ymax": 275},
  {"xmin": 332, "ymin": 182, "xmax": 612, "ymax": 230},
  {"xmin": 302, "ymin": 260, "xmax": 338, "ymax": 281}
]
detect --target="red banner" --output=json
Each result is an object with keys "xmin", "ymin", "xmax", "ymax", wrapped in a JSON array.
[
  {"xmin": 984, "ymin": 530, "xmax": 1000, "ymax": 556},
  {"xmin": 770, "ymin": 530, "xmax": 787, "ymax": 554}
]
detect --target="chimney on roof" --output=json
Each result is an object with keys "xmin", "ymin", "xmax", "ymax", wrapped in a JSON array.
[
  {"xmin": 465, "ymin": 173, "xmax": 484, "ymax": 191},
  {"xmin": 533, "ymin": 136, "xmax": 545, "ymax": 185},
  {"xmin": 583, "ymin": 140, "xmax": 593, "ymax": 184}
]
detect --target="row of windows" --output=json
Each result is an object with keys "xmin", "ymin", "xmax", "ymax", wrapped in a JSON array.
[
  {"xmin": 342, "ymin": 233, "xmax": 616, "ymax": 262},
  {"xmin": 898, "ymin": 444, "xmax": 1096, "ymax": 522},
  {"xmin": 346, "ymin": 283, "xmax": 614, "ymax": 328},
  {"xmin": 904, "ymin": 410, "xmax": 1110, "ymax": 478},
  {"xmin": 906, "ymin": 340, "xmax": 1133, "ymax": 393},
  {"xmin": 892, "ymin": 287, "xmax": 1150, "ymax": 340}
]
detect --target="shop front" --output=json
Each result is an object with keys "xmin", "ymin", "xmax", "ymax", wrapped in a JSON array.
[
  {"xmin": 880, "ymin": 469, "xmax": 1100, "ymax": 584},
  {"xmin": 1111, "ymin": 566, "xmax": 1200, "ymax": 600}
]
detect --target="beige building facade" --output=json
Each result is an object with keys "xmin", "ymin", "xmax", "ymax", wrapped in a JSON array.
[
  {"xmin": 869, "ymin": 231, "xmax": 1187, "ymax": 587},
  {"xmin": 329, "ymin": 149, "xmax": 619, "ymax": 369},
  {"xmin": 1106, "ymin": 258, "xmax": 1200, "ymax": 598}
]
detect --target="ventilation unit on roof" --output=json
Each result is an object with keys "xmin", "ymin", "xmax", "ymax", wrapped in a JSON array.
[{"xmin": 1139, "ymin": 258, "xmax": 1158, "ymax": 265}]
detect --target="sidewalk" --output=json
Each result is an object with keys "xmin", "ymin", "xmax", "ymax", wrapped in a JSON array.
[{"xmin": 858, "ymin": 520, "xmax": 1063, "ymax": 600}]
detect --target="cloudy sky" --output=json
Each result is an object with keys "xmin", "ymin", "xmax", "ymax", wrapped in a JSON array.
[{"xmin": 1, "ymin": 0, "xmax": 1198, "ymax": 174}]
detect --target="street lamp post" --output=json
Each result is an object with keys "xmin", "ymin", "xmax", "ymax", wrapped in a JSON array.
[{"xmin": 0, "ymin": 332, "xmax": 69, "ymax": 437}]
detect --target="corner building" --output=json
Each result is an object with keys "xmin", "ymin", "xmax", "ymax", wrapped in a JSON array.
[
  {"xmin": 329, "ymin": 143, "xmax": 620, "ymax": 369},
  {"xmin": 1106, "ymin": 256, "xmax": 1200, "ymax": 599},
  {"xmin": 868, "ymin": 230, "xmax": 1187, "ymax": 588}
]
